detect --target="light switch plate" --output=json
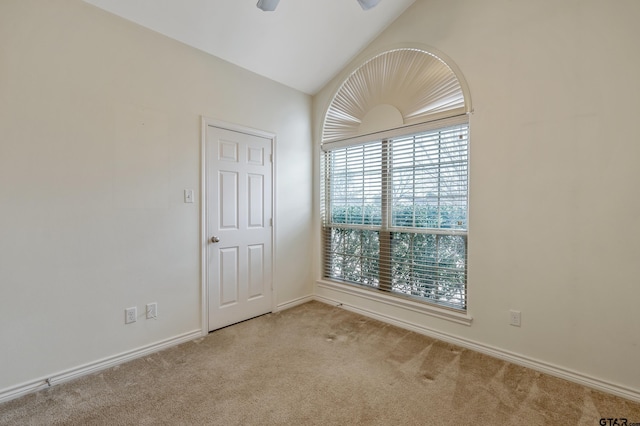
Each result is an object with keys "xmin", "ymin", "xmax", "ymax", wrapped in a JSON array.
[{"xmin": 184, "ymin": 189, "xmax": 194, "ymax": 203}]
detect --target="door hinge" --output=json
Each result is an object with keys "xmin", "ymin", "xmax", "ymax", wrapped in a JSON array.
[
  {"xmin": 269, "ymin": 154, "xmax": 273, "ymax": 163},
  {"xmin": 270, "ymin": 218, "xmax": 273, "ymax": 227}
]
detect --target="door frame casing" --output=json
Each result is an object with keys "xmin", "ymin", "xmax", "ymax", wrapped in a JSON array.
[{"xmin": 200, "ymin": 116, "xmax": 277, "ymax": 335}]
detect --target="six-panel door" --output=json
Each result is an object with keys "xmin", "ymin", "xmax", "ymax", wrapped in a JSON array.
[{"xmin": 206, "ymin": 125, "xmax": 273, "ymax": 331}]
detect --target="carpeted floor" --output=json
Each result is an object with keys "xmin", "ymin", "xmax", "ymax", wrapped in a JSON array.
[{"xmin": 1, "ymin": 301, "xmax": 639, "ymax": 425}]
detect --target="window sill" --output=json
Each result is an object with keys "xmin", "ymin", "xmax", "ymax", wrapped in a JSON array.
[{"xmin": 316, "ymin": 279, "xmax": 473, "ymax": 326}]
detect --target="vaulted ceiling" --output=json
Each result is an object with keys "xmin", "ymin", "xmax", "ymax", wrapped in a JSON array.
[{"xmin": 83, "ymin": 0, "xmax": 415, "ymax": 95}]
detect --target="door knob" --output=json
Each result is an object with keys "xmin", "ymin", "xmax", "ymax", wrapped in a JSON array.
[{"xmin": 210, "ymin": 236, "xmax": 220, "ymax": 243}]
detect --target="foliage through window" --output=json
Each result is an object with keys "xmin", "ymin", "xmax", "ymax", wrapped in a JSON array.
[{"xmin": 321, "ymin": 122, "xmax": 468, "ymax": 310}]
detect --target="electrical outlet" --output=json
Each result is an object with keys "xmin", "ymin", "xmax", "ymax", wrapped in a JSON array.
[
  {"xmin": 509, "ymin": 310, "xmax": 521, "ymax": 327},
  {"xmin": 125, "ymin": 307, "xmax": 137, "ymax": 324},
  {"xmin": 146, "ymin": 302, "xmax": 158, "ymax": 319}
]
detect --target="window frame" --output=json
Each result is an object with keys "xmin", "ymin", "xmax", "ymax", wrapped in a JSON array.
[{"xmin": 320, "ymin": 115, "xmax": 471, "ymax": 324}]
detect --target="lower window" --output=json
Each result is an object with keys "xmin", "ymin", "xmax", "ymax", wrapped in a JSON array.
[{"xmin": 321, "ymin": 122, "xmax": 468, "ymax": 311}]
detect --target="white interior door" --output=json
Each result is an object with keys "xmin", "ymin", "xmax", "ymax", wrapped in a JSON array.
[{"xmin": 206, "ymin": 124, "xmax": 273, "ymax": 331}]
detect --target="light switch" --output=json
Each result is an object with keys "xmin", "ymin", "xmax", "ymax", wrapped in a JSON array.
[{"xmin": 184, "ymin": 189, "xmax": 194, "ymax": 203}]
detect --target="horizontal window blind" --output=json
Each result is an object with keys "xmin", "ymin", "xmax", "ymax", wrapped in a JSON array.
[
  {"xmin": 391, "ymin": 126, "xmax": 468, "ymax": 231},
  {"xmin": 328, "ymin": 142, "xmax": 382, "ymax": 227},
  {"xmin": 322, "ymin": 122, "xmax": 468, "ymax": 311}
]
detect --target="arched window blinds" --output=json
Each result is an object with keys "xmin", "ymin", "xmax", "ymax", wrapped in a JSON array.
[{"xmin": 322, "ymin": 48, "xmax": 471, "ymax": 143}]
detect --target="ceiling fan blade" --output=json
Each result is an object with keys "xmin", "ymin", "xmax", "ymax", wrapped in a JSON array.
[
  {"xmin": 357, "ymin": 0, "xmax": 382, "ymax": 10},
  {"xmin": 257, "ymin": 0, "xmax": 279, "ymax": 12},
  {"xmin": 257, "ymin": 0, "xmax": 379, "ymax": 12}
]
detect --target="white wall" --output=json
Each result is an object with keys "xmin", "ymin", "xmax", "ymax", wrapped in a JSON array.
[
  {"xmin": 313, "ymin": 0, "xmax": 640, "ymax": 396},
  {"xmin": 0, "ymin": 0, "xmax": 313, "ymax": 393}
]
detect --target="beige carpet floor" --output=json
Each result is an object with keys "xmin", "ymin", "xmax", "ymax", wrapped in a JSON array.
[{"xmin": 1, "ymin": 301, "xmax": 639, "ymax": 425}]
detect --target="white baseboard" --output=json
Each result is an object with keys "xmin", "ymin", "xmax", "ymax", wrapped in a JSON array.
[
  {"xmin": 0, "ymin": 329, "xmax": 202, "ymax": 404},
  {"xmin": 313, "ymin": 294, "xmax": 640, "ymax": 403},
  {"xmin": 4, "ymin": 297, "xmax": 638, "ymax": 404},
  {"xmin": 275, "ymin": 294, "xmax": 315, "ymax": 312},
  {"xmin": 1, "ymin": 295, "xmax": 313, "ymax": 405}
]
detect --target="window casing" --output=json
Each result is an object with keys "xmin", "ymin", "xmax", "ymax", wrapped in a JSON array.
[{"xmin": 321, "ymin": 120, "xmax": 468, "ymax": 311}]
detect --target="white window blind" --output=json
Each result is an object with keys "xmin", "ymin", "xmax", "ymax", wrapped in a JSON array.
[{"xmin": 322, "ymin": 122, "xmax": 468, "ymax": 310}]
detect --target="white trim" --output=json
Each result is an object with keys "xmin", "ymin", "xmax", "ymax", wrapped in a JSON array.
[
  {"xmin": 200, "ymin": 117, "xmax": 208, "ymax": 336},
  {"xmin": 4, "ymin": 300, "xmax": 638, "ymax": 404},
  {"xmin": 202, "ymin": 117, "xmax": 276, "ymax": 140},
  {"xmin": 200, "ymin": 117, "xmax": 277, "ymax": 333},
  {"xmin": 317, "ymin": 279, "xmax": 472, "ymax": 326},
  {"xmin": 312, "ymin": 294, "xmax": 640, "ymax": 403},
  {"xmin": 275, "ymin": 294, "xmax": 315, "ymax": 312},
  {"xmin": 321, "ymin": 114, "xmax": 469, "ymax": 150},
  {"xmin": 0, "ymin": 330, "xmax": 202, "ymax": 404},
  {"xmin": 271, "ymin": 135, "xmax": 278, "ymax": 315}
]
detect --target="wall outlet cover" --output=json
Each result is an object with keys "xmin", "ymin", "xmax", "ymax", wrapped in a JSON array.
[
  {"xmin": 125, "ymin": 307, "xmax": 137, "ymax": 324},
  {"xmin": 509, "ymin": 310, "xmax": 521, "ymax": 327}
]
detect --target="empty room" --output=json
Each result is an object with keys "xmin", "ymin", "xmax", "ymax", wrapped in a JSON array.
[{"xmin": 1, "ymin": 0, "xmax": 639, "ymax": 424}]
